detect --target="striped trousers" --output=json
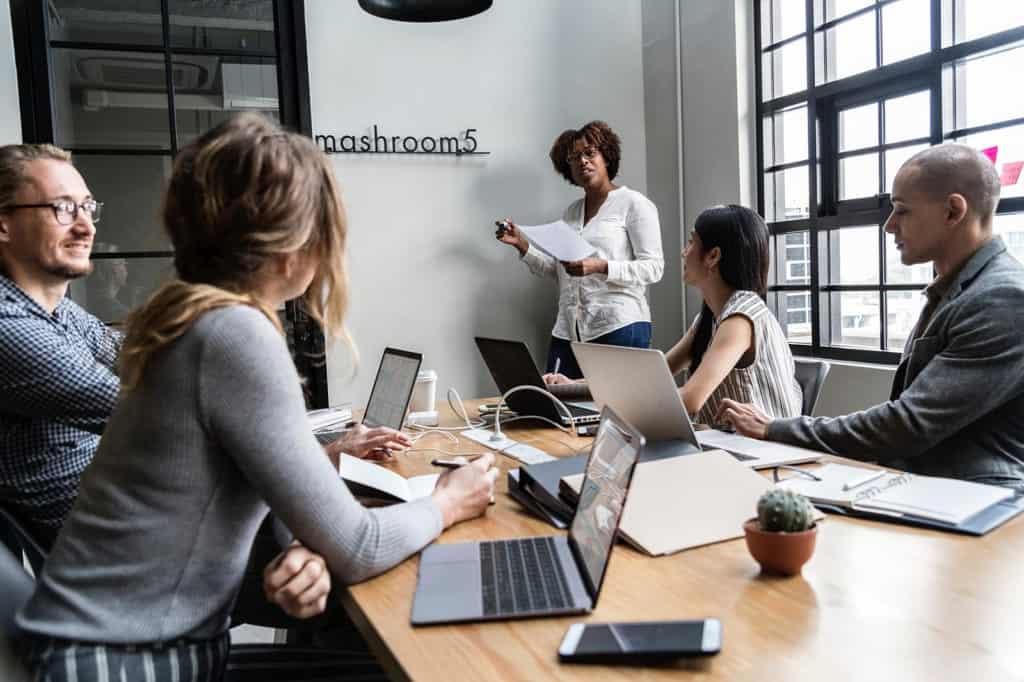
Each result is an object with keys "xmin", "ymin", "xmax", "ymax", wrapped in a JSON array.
[{"xmin": 20, "ymin": 633, "xmax": 230, "ymax": 682}]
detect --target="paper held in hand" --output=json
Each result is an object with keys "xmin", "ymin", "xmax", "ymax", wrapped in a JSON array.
[{"xmin": 517, "ymin": 220, "xmax": 596, "ymax": 262}]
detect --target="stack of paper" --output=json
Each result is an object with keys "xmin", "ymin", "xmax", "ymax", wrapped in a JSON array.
[{"xmin": 308, "ymin": 405, "xmax": 353, "ymax": 432}]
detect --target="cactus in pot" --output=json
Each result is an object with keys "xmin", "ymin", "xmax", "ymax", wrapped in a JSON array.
[
  {"xmin": 744, "ymin": 487, "xmax": 818, "ymax": 575},
  {"xmin": 756, "ymin": 488, "xmax": 816, "ymax": 533}
]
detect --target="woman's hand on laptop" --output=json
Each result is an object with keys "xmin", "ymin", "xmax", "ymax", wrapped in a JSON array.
[
  {"xmin": 542, "ymin": 372, "xmax": 574, "ymax": 385},
  {"xmin": 432, "ymin": 453, "xmax": 500, "ymax": 528},
  {"xmin": 323, "ymin": 424, "xmax": 413, "ymax": 464},
  {"xmin": 715, "ymin": 399, "xmax": 771, "ymax": 439}
]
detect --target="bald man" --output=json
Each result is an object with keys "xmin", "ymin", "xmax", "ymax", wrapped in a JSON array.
[{"xmin": 720, "ymin": 144, "xmax": 1024, "ymax": 489}]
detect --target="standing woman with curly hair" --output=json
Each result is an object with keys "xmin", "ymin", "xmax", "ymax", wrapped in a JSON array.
[
  {"xmin": 15, "ymin": 113, "xmax": 497, "ymax": 681},
  {"xmin": 495, "ymin": 120, "xmax": 664, "ymax": 380}
]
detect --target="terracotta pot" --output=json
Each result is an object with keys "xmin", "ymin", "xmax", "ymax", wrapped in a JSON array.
[{"xmin": 743, "ymin": 518, "xmax": 818, "ymax": 576}]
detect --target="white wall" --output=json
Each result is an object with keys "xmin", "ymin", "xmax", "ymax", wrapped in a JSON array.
[
  {"xmin": 306, "ymin": 1, "xmax": 664, "ymax": 404},
  {"xmin": 0, "ymin": 0, "xmax": 21, "ymax": 144}
]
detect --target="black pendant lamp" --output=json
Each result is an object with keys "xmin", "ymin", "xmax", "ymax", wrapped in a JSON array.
[{"xmin": 358, "ymin": 0, "xmax": 492, "ymax": 22}]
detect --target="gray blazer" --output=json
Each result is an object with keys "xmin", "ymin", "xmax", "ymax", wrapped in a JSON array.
[{"xmin": 769, "ymin": 237, "xmax": 1024, "ymax": 485}]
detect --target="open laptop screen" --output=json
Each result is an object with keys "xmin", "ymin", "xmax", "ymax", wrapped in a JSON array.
[
  {"xmin": 568, "ymin": 408, "xmax": 643, "ymax": 599},
  {"xmin": 362, "ymin": 348, "xmax": 422, "ymax": 431}
]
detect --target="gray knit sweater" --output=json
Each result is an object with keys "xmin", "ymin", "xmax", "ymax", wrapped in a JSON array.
[{"xmin": 16, "ymin": 305, "xmax": 443, "ymax": 643}]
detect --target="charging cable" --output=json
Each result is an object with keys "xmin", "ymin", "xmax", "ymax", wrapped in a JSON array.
[{"xmin": 492, "ymin": 384, "xmax": 576, "ymax": 443}]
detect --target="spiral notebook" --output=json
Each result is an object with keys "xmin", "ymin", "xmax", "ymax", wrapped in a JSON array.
[{"xmin": 777, "ymin": 464, "xmax": 1023, "ymax": 535}]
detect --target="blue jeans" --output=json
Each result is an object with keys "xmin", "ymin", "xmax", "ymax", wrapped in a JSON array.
[{"xmin": 546, "ymin": 322, "xmax": 652, "ymax": 380}]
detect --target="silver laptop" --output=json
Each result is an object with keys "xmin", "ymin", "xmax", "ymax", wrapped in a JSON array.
[
  {"xmin": 315, "ymin": 347, "xmax": 422, "ymax": 443},
  {"xmin": 411, "ymin": 406, "xmax": 643, "ymax": 625},
  {"xmin": 571, "ymin": 342, "xmax": 822, "ymax": 470}
]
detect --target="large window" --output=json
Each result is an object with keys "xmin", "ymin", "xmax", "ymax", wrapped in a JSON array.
[
  {"xmin": 757, "ymin": 0, "xmax": 1024, "ymax": 363},
  {"xmin": 11, "ymin": 0, "xmax": 326, "ymax": 405}
]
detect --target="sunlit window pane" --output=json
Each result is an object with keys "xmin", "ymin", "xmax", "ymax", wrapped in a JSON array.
[
  {"xmin": 764, "ymin": 105, "xmax": 809, "ymax": 166},
  {"xmin": 772, "ymin": 290, "xmax": 813, "ymax": 343},
  {"xmin": 765, "ymin": 165, "xmax": 811, "ymax": 221},
  {"xmin": 886, "ymin": 290, "xmax": 928, "ymax": 351},
  {"xmin": 831, "ymin": 291, "xmax": 881, "ymax": 348},
  {"xmin": 763, "ymin": 0, "xmax": 807, "ymax": 44},
  {"xmin": 819, "ymin": 11, "xmax": 877, "ymax": 82},
  {"xmin": 882, "ymin": 0, "xmax": 930, "ymax": 65},
  {"xmin": 777, "ymin": 231, "xmax": 812, "ymax": 284},
  {"xmin": 839, "ymin": 102, "xmax": 878, "ymax": 152},
  {"xmin": 946, "ymin": 43, "xmax": 1024, "ymax": 132},
  {"xmin": 955, "ymin": 123, "xmax": 1024, "ymax": 200},
  {"xmin": 884, "ymin": 90, "xmax": 930, "ymax": 143},
  {"xmin": 829, "ymin": 226, "xmax": 879, "ymax": 284},
  {"xmin": 840, "ymin": 152, "xmax": 880, "ymax": 199},
  {"xmin": 884, "ymin": 143, "xmax": 930, "ymax": 195},
  {"xmin": 820, "ymin": 0, "xmax": 874, "ymax": 24},
  {"xmin": 950, "ymin": 0, "xmax": 1024, "ymax": 46},
  {"xmin": 993, "ymin": 213, "xmax": 1024, "ymax": 264},
  {"xmin": 763, "ymin": 38, "xmax": 808, "ymax": 100}
]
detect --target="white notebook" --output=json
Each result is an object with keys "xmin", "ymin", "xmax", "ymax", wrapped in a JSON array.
[
  {"xmin": 777, "ymin": 463, "xmax": 1013, "ymax": 525},
  {"xmin": 339, "ymin": 454, "xmax": 439, "ymax": 504}
]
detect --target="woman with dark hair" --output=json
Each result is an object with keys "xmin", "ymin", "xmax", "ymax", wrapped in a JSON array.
[
  {"xmin": 495, "ymin": 120, "xmax": 664, "ymax": 379},
  {"xmin": 665, "ymin": 204, "xmax": 801, "ymax": 423}
]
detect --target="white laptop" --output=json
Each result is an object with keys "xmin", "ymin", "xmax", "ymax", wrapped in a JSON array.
[{"xmin": 571, "ymin": 342, "xmax": 823, "ymax": 470}]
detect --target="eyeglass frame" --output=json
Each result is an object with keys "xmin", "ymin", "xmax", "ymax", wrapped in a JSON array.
[
  {"xmin": 565, "ymin": 146, "xmax": 601, "ymax": 164},
  {"xmin": 4, "ymin": 199, "xmax": 103, "ymax": 225}
]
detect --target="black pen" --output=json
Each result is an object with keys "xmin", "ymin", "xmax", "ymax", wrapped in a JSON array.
[{"xmin": 431, "ymin": 456, "xmax": 482, "ymax": 469}]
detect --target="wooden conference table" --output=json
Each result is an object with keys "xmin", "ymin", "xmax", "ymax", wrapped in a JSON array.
[{"xmin": 338, "ymin": 401, "xmax": 1024, "ymax": 681}]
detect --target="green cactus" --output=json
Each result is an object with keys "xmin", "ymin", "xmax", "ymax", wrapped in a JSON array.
[{"xmin": 756, "ymin": 488, "xmax": 815, "ymax": 533}]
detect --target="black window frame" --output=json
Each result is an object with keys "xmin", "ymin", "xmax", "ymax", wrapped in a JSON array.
[
  {"xmin": 10, "ymin": 0, "xmax": 327, "ymax": 406},
  {"xmin": 756, "ymin": 0, "xmax": 1024, "ymax": 364}
]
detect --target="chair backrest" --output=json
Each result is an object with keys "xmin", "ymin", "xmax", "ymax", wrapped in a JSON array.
[
  {"xmin": 794, "ymin": 359, "xmax": 831, "ymax": 416},
  {"xmin": 0, "ymin": 508, "xmax": 46, "ymax": 577}
]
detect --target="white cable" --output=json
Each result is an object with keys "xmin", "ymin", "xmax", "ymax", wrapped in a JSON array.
[
  {"xmin": 492, "ymin": 385, "xmax": 576, "ymax": 442},
  {"xmin": 406, "ymin": 387, "xmax": 485, "ymax": 432},
  {"xmin": 408, "ymin": 429, "xmax": 459, "ymax": 444}
]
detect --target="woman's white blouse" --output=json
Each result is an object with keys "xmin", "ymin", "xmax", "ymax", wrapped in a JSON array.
[{"xmin": 520, "ymin": 186, "xmax": 664, "ymax": 341}]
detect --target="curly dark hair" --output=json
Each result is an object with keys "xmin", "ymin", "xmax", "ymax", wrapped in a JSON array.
[{"xmin": 549, "ymin": 120, "xmax": 621, "ymax": 186}]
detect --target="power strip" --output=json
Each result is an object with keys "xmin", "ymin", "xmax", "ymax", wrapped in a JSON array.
[{"xmin": 462, "ymin": 428, "xmax": 557, "ymax": 465}]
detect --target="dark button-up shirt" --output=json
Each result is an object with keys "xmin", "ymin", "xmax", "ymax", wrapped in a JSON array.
[{"xmin": 0, "ymin": 274, "xmax": 121, "ymax": 546}]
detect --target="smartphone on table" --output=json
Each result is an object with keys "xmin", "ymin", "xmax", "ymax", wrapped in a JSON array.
[{"xmin": 558, "ymin": 619, "xmax": 721, "ymax": 663}]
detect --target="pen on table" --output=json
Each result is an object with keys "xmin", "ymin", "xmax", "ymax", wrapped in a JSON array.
[
  {"xmin": 431, "ymin": 456, "xmax": 483, "ymax": 469},
  {"xmin": 552, "ymin": 357, "xmax": 561, "ymax": 377},
  {"xmin": 842, "ymin": 469, "xmax": 887, "ymax": 491}
]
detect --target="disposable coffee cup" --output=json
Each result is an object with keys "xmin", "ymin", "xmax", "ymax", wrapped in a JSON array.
[{"xmin": 410, "ymin": 370, "xmax": 437, "ymax": 413}]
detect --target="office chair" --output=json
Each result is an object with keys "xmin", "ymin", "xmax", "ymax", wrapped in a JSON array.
[
  {"xmin": 0, "ymin": 507, "xmax": 46, "ymax": 577},
  {"xmin": 0, "ymin": 507, "xmax": 380, "ymax": 681},
  {"xmin": 794, "ymin": 358, "xmax": 831, "ymax": 417}
]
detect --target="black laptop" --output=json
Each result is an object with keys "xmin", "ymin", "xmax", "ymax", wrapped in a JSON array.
[
  {"xmin": 411, "ymin": 406, "xmax": 643, "ymax": 624},
  {"xmin": 474, "ymin": 337, "xmax": 600, "ymax": 425},
  {"xmin": 315, "ymin": 347, "xmax": 422, "ymax": 443}
]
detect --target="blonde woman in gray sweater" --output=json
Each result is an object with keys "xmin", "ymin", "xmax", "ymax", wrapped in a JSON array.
[{"xmin": 16, "ymin": 113, "xmax": 498, "ymax": 681}]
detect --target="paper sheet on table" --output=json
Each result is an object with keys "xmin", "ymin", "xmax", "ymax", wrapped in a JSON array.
[{"xmin": 517, "ymin": 220, "xmax": 596, "ymax": 262}]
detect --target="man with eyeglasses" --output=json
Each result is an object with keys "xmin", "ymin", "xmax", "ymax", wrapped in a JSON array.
[{"xmin": 0, "ymin": 144, "xmax": 332, "ymax": 620}]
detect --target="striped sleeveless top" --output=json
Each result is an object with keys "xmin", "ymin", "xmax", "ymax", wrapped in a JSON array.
[{"xmin": 695, "ymin": 290, "xmax": 802, "ymax": 425}]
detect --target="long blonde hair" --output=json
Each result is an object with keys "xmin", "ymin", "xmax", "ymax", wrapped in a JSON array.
[{"xmin": 119, "ymin": 113, "xmax": 349, "ymax": 389}]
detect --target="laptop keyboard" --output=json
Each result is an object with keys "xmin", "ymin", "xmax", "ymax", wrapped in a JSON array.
[{"xmin": 479, "ymin": 537, "xmax": 573, "ymax": 616}]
